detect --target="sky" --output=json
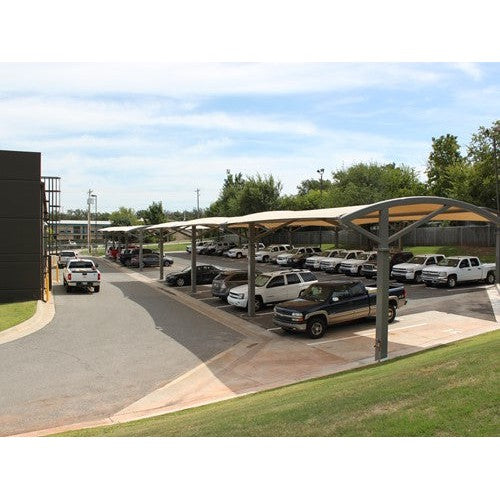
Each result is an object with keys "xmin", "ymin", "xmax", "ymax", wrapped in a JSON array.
[{"xmin": 1, "ymin": 62, "xmax": 499, "ymax": 213}]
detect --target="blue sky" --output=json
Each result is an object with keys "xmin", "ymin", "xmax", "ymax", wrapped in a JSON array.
[{"xmin": 1, "ymin": 62, "xmax": 499, "ymax": 213}]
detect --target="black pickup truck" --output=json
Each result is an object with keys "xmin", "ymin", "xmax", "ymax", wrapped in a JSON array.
[{"xmin": 273, "ymin": 281, "xmax": 407, "ymax": 339}]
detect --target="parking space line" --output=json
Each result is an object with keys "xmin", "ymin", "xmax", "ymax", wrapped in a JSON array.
[
  {"xmin": 256, "ymin": 311, "xmax": 275, "ymax": 316},
  {"xmin": 389, "ymin": 322, "xmax": 428, "ymax": 332},
  {"xmin": 199, "ymin": 297, "xmax": 218, "ymax": 301},
  {"xmin": 216, "ymin": 304, "xmax": 234, "ymax": 309},
  {"xmin": 266, "ymin": 327, "xmax": 283, "ymax": 331}
]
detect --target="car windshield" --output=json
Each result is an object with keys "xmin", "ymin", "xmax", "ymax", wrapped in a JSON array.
[
  {"xmin": 60, "ymin": 251, "xmax": 75, "ymax": 257},
  {"xmin": 408, "ymin": 256, "xmax": 426, "ymax": 264},
  {"xmin": 320, "ymin": 251, "xmax": 332, "ymax": 257},
  {"xmin": 301, "ymin": 284, "xmax": 334, "ymax": 302},
  {"xmin": 255, "ymin": 274, "xmax": 271, "ymax": 287},
  {"xmin": 366, "ymin": 253, "xmax": 377, "ymax": 261},
  {"xmin": 181, "ymin": 266, "xmax": 191, "ymax": 273},
  {"xmin": 438, "ymin": 258, "xmax": 460, "ymax": 267},
  {"xmin": 336, "ymin": 252, "xmax": 348, "ymax": 259},
  {"xmin": 357, "ymin": 253, "xmax": 369, "ymax": 260}
]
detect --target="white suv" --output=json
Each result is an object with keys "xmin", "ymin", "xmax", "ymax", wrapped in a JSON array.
[
  {"xmin": 227, "ymin": 243, "xmax": 265, "ymax": 259},
  {"xmin": 305, "ymin": 249, "xmax": 346, "ymax": 270},
  {"xmin": 276, "ymin": 247, "xmax": 320, "ymax": 266},
  {"xmin": 227, "ymin": 269, "xmax": 318, "ymax": 311},
  {"xmin": 256, "ymin": 244, "xmax": 293, "ymax": 263},
  {"xmin": 320, "ymin": 250, "xmax": 365, "ymax": 273}
]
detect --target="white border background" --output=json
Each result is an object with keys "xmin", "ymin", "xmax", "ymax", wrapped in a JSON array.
[{"xmin": 1, "ymin": 1, "xmax": 498, "ymax": 498}]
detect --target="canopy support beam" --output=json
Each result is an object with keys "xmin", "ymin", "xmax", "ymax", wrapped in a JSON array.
[
  {"xmin": 247, "ymin": 223, "xmax": 256, "ymax": 317},
  {"xmin": 139, "ymin": 229, "xmax": 144, "ymax": 271},
  {"xmin": 375, "ymin": 209, "xmax": 390, "ymax": 361},
  {"xmin": 191, "ymin": 225, "xmax": 197, "ymax": 294},
  {"xmin": 159, "ymin": 228, "xmax": 164, "ymax": 281}
]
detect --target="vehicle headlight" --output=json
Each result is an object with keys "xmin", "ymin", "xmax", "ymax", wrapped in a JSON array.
[
  {"xmin": 291, "ymin": 312, "xmax": 304, "ymax": 322},
  {"xmin": 234, "ymin": 293, "xmax": 245, "ymax": 299}
]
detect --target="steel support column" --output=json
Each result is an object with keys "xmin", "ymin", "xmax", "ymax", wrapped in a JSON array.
[
  {"xmin": 247, "ymin": 222, "xmax": 256, "ymax": 317},
  {"xmin": 375, "ymin": 208, "xmax": 390, "ymax": 361},
  {"xmin": 191, "ymin": 225, "xmax": 197, "ymax": 293},
  {"xmin": 139, "ymin": 230, "xmax": 144, "ymax": 271},
  {"xmin": 496, "ymin": 224, "xmax": 500, "ymax": 285},
  {"xmin": 159, "ymin": 228, "xmax": 164, "ymax": 281}
]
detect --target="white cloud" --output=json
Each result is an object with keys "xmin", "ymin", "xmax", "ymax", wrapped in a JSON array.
[
  {"xmin": 0, "ymin": 63, "xmax": 447, "ymax": 97},
  {"xmin": 452, "ymin": 62, "xmax": 483, "ymax": 81}
]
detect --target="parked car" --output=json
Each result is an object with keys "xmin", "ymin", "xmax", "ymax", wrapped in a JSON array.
[
  {"xmin": 255, "ymin": 244, "xmax": 294, "ymax": 263},
  {"xmin": 339, "ymin": 251, "xmax": 377, "ymax": 276},
  {"xmin": 276, "ymin": 247, "xmax": 321, "ymax": 266},
  {"xmin": 58, "ymin": 250, "xmax": 78, "ymax": 268},
  {"xmin": 391, "ymin": 254, "xmax": 445, "ymax": 283},
  {"xmin": 195, "ymin": 241, "xmax": 214, "ymax": 254},
  {"xmin": 281, "ymin": 247, "xmax": 322, "ymax": 268},
  {"xmin": 119, "ymin": 248, "xmax": 153, "ymax": 266},
  {"xmin": 360, "ymin": 251, "xmax": 414, "ymax": 279},
  {"xmin": 211, "ymin": 270, "xmax": 257, "ymax": 300},
  {"xmin": 63, "ymin": 259, "xmax": 100, "ymax": 293},
  {"xmin": 165, "ymin": 264, "xmax": 223, "ymax": 287},
  {"xmin": 227, "ymin": 243, "xmax": 265, "ymax": 259},
  {"xmin": 422, "ymin": 256, "xmax": 495, "ymax": 288},
  {"xmin": 304, "ymin": 249, "xmax": 346, "ymax": 270},
  {"xmin": 227, "ymin": 269, "xmax": 318, "ymax": 311},
  {"xmin": 320, "ymin": 250, "xmax": 365, "ymax": 273},
  {"xmin": 204, "ymin": 241, "xmax": 237, "ymax": 256},
  {"xmin": 129, "ymin": 253, "xmax": 174, "ymax": 268},
  {"xmin": 272, "ymin": 280, "xmax": 407, "ymax": 338}
]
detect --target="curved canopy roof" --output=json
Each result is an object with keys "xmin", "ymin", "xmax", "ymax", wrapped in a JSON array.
[
  {"xmin": 99, "ymin": 225, "xmax": 148, "ymax": 233},
  {"xmin": 158, "ymin": 197, "xmax": 497, "ymax": 230}
]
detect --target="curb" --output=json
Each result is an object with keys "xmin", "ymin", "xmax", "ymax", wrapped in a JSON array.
[{"xmin": 0, "ymin": 295, "xmax": 55, "ymax": 346}]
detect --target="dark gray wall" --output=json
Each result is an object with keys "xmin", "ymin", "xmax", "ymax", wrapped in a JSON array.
[{"xmin": 0, "ymin": 150, "xmax": 43, "ymax": 302}]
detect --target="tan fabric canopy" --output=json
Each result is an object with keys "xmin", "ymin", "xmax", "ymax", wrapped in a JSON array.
[
  {"xmin": 99, "ymin": 225, "xmax": 147, "ymax": 233},
  {"xmin": 159, "ymin": 197, "xmax": 497, "ymax": 230}
]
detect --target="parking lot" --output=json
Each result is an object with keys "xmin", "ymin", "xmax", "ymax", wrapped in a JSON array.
[{"xmin": 122, "ymin": 249, "xmax": 498, "ymax": 338}]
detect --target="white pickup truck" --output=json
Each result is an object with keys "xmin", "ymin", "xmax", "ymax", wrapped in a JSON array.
[
  {"xmin": 58, "ymin": 250, "xmax": 78, "ymax": 268},
  {"xmin": 63, "ymin": 259, "xmax": 101, "ymax": 293},
  {"xmin": 391, "ymin": 254, "xmax": 445, "ymax": 283},
  {"xmin": 422, "ymin": 256, "xmax": 495, "ymax": 288}
]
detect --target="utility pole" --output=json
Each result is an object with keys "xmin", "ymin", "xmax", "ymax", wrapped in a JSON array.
[
  {"xmin": 91, "ymin": 194, "xmax": 98, "ymax": 250},
  {"xmin": 195, "ymin": 188, "xmax": 200, "ymax": 218},
  {"xmin": 87, "ymin": 189, "xmax": 93, "ymax": 254},
  {"xmin": 317, "ymin": 168, "xmax": 325, "ymax": 248}
]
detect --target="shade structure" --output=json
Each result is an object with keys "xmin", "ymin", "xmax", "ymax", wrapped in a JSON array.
[
  {"xmin": 99, "ymin": 225, "xmax": 148, "ymax": 233},
  {"xmin": 152, "ymin": 196, "xmax": 498, "ymax": 362}
]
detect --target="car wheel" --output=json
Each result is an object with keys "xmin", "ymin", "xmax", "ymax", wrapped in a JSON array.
[
  {"xmin": 388, "ymin": 304, "xmax": 396, "ymax": 323},
  {"xmin": 94, "ymin": 286, "xmax": 100, "ymax": 293},
  {"xmin": 485, "ymin": 272, "xmax": 495, "ymax": 285},
  {"xmin": 176, "ymin": 277, "xmax": 185, "ymax": 287},
  {"xmin": 237, "ymin": 253, "xmax": 242, "ymax": 259},
  {"xmin": 263, "ymin": 256, "xmax": 269, "ymax": 263},
  {"xmin": 356, "ymin": 266, "xmax": 361, "ymax": 276},
  {"xmin": 66, "ymin": 286, "xmax": 72, "ymax": 293},
  {"xmin": 334, "ymin": 264, "xmax": 341, "ymax": 273},
  {"xmin": 254, "ymin": 296, "xmax": 263, "ymax": 311},
  {"xmin": 307, "ymin": 316, "xmax": 327, "ymax": 339},
  {"xmin": 447, "ymin": 275, "xmax": 457, "ymax": 288},
  {"xmin": 414, "ymin": 272, "xmax": 422, "ymax": 283}
]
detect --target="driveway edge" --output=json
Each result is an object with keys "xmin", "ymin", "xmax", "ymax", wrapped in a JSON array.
[{"xmin": 0, "ymin": 295, "xmax": 55, "ymax": 346}]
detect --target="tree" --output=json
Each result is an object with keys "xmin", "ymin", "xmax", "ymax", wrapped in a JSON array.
[
  {"xmin": 297, "ymin": 178, "xmax": 333, "ymax": 196},
  {"xmin": 328, "ymin": 162, "xmax": 426, "ymax": 207},
  {"xmin": 465, "ymin": 120, "xmax": 500, "ymax": 210},
  {"xmin": 426, "ymin": 134, "xmax": 463, "ymax": 197},
  {"xmin": 109, "ymin": 207, "xmax": 140, "ymax": 226},
  {"xmin": 137, "ymin": 201, "xmax": 167, "ymax": 225},
  {"xmin": 206, "ymin": 170, "xmax": 246, "ymax": 217},
  {"xmin": 237, "ymin": 174, "xmax": 283, "ymax": 214}
]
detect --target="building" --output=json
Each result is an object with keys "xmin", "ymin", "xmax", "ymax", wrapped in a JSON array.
[
  {"xmin": 0, "ymin": 150, "xmax": 47, "ymax": 302},
  {"xmin": 54, "ymin": 220, "xmax": 111, "ymax": 245}
]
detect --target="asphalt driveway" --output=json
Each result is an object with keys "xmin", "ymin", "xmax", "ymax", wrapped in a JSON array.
[{"xmin": 0, "ymin": 259, "xmax": 243, "ymax": 436}]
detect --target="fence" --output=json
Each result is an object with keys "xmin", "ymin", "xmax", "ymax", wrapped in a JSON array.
[{"xmin": 262, "ymin": 224, "xmax": 496, "ymax": 249}]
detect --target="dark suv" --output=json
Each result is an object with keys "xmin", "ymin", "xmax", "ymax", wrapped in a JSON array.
[
  {"xmin": 119, "ymin": 248, "xmax": 153, "ymax": 266},
  {"xmin": 212, "ymin": 270, "xmax": 253, "ymax": 300}
]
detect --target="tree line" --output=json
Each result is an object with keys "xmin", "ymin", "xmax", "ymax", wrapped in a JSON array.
[{"xmin": 61, "ymin": 120, "xmax": 499, "ymax": 226}]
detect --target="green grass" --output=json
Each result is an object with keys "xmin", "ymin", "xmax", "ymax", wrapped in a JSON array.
[
  {"xmin": 0, "ymin": 301, "xmax": 37, "ymax": 332},
  {"xmin": 56, "ymin": 329, "xmax": 500, "ymax": 437},
  {"xmin": 404, "ymin": 246, "xmax": 495, "ymax": 262}
]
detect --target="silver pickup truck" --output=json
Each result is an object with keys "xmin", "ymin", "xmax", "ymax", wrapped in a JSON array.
[{"xmin": 63, "ymin": 259, "xmax": 101, "ymax": 293}]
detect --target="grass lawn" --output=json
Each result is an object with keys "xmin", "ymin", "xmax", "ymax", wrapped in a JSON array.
[
  {"xmin": 56, "ymin": 329, "xmax": 500, "ymax": 437},
  {"xmin": 0, "ymin": 301, "xmax": 37, "ymax": 332}
]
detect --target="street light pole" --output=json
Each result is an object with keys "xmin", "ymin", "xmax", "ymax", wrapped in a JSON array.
[
  {"xmin": 87, "ymin": 189, "xmax": 93, "ymax": 254},
  {"xmin": 317, "ymin": 168, "xmax": 325, "ymax": 248},
  {"xmin": 91, "ymin": 194, "xmax": 97, "ymax": 252},
  {"xmin": 195, "ymin": 188, "xmax": 200, "ymax": 217}
]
